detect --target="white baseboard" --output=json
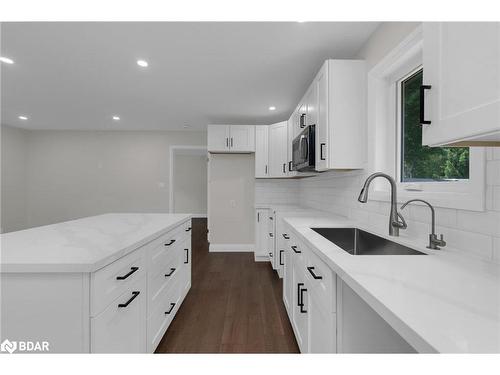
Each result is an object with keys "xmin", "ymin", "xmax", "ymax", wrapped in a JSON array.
[
  {"xmin": 209, "ymin": 243, "xmax": 254, "ymax": 252},
  {"xmin": 254, "ymin": 255, "xmax": 270, "ymax": 262},
  {"xmin": 191, "ymin": 213, "xmax": 207, "ymax": 218}
]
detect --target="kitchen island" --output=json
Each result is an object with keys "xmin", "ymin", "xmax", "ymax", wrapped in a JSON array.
[{"xmin": 0, "ymin": 213, "xmax": 192, "ymax": 353}]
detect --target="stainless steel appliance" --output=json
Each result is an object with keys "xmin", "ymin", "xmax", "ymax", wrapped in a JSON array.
[{"xmin": 292, "ymin": 125, "xmax": 316, "ymax": 172}]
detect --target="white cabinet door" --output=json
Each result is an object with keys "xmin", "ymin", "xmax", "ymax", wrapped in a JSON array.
[
  {"xmin": 308, "ymin": 292, "xmax": 336, "ymax": 353},
  {"xmin": 297, "ymin": 103, "xmax": 307, "ymax": 137},
  {"xmin": 229, "ymin": 125, "xmax": 255, "ymax": 152},
  {"xmin": 422, "ymin": 22, "xmax": 500, "ymax": 146},
  {"xmin": 91, "ymin": 276, "xmax": 147, "ymax": 353},
  {"xmin": 207, "ymin": 125, "xmax": 230, "ymax": 152},
  {"xmin": 315, "ymin": 62, "xmax": 329, "ymax": 171},
  {"xmin": 254, "ymin": 209, "xmax": 269, "ymax": 259},
  {"xmin": 306, "ymin": 82, "xmax": 318, "ymax": 128},
  {"xmin": 292, "ymin": 255, "xmax": 309, "ymax": 352},
  {"xmin": 268, "ymin": 121, "xmax": 288, "ymax": 177},
  {"xmin": 255, "ymin": 126, "xmax": 269, "ymax": 177}
]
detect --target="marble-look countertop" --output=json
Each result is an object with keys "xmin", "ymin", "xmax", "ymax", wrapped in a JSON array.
[
  {"xmin": 0, "ymin": 213, "xmax": 191, "ymax": 273},
  {"xmin": 283, "ymin": 214, "xmax": 500, "ymax": 353}
]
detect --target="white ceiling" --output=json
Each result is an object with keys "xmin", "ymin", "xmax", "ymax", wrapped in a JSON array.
[{"xmin": 1, "ymin": 22, "xmax": 379, "ymax": 131}]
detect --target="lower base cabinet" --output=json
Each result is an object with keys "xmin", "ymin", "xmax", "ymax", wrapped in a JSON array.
[{"xmin": 283, "ymin": 223, "xmax": 415, "ymax": 354}]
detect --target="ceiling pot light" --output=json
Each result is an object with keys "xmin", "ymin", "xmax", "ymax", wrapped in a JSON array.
[
  {"xmin": 0, "ymin": 56, "xmax": 14, "ymax": 64},
  {"xmin": 18, "ymin": 115, "xmax": 28, "ymax": 120},
  {"xmin": 136, "ymin": 59, "xmax": 148, "ymax": 68},
  {"xmin": 269, "ymin": 106, "xmax": 276, "ymax": 111},
  {"xmin": 112, "ymin": 116, "xmax": 120, "ymax": 121}
]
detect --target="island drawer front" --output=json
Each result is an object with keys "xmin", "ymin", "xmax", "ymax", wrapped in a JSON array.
[
  {"xmin": 304, "ymin": 245, "xmax": 335, "ymax": 313},
  {"xmin": 91, "ymin": 247, "xmax": 146, "ymax": 316},
  {"xmin": 147, "ymin": 277, "xmax": 183, "ymax": 353},
  {"xmin": 148, "ymin": 220, "xmax": 190, "ymax": 266},
  {"xmin": 91, "ymin": 275, "xmax": 147, "ymax": 353},
  {"xmin": 148, "ymin": 244, "xmax": 184, "ymax": 312}
]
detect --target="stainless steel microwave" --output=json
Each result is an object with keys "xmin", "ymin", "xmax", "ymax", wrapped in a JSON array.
[{"xmin": 292, "ymin": 125, "xmax": 316, "ymax": 172}]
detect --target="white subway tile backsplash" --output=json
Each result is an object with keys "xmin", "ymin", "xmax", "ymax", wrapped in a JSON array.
[
  {"xmin": 456, "ymin": 210, "xmax": 500, "ymax": 237},
  {"xmin": 486, "ymin": 160, "xmax": 500, "ymax": 186}
]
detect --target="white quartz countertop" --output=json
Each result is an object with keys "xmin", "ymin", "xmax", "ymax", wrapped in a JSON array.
[
  {"xmin": 0, "ymin": 213, "xmax": 191, "ymax": 273},
  {"xmin": 283, "ymin": 214, "xmax": 500, "ymax": 353}
]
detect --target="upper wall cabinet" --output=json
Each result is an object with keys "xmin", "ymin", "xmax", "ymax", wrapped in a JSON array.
[
  {"xmin": 313, "ymin": 60, "xmax": 366, "ymax": 171},
  {"xmin": 207, "ymin": 125, "xmax": 255, "ymax": 153},
  {"xmin": 268, "ymin": 121, "xmax": 289, "ymax": 177},
  {"xmin": 422, "ymin": 22, "xmax": 500, "ymax": 147}
]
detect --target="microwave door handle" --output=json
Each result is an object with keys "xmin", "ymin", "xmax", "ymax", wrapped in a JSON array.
[{"xmin": 301, "ymin": 135, "xmax": 308, "ymax": 160}]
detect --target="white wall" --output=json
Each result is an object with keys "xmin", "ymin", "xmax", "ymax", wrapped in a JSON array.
[
  {"xmin": 208, "ymin": 153, "xmax": 255, "ymax": 249},
  {"xmin": 1, "ymin": 125, "xmax": 28, "ymax": 232},
  {"xmin": 297, "ymin": 22, "xmax": 500, "ymax": 263},
  {"xmin": 173, "ymin": 153, "xmax": 207, "ymax": 215},
  {"xmin": 0, "ymin": 127, "xmax": 206, "ymax": 231}
]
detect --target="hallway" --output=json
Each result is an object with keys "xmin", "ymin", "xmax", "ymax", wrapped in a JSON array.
[{"xmin": 155, "ymin": 218, "xmax": 299, "ymax": 353}]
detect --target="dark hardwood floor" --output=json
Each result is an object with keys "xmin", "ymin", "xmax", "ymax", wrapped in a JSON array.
[{"xmin": 155, "ymin": 218, "xmax": 299, "ymax": 353}]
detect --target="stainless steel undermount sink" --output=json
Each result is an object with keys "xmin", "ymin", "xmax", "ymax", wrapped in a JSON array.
[{"xmin": 311, "ymin": 227, "xmax": 426, "ymax": 255}]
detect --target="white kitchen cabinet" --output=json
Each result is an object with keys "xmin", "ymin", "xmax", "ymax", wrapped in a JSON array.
[
  {"xmin": 422, "ymin": 22, "xmax": 500, "ymax": 146},
  {"xmin": 207, "ymin": 125, "xmax": 255, "ymax": 153},
  {"xmin": 312, "ymin": 60, "xmax": 366, "ymax": 171},
  {"xmin": 91, "ymin": 276, "xmax": 147, "ymax": 353},
  {"xmin": 305, "ymin": 83, "xmax": 318, "ymax": 129},
  {"xmin": 291, "ymin": 252, "xmax": 309, "ymax": 352},
  {"xmin": 254, "ymin": 209, "xmax": 270, "ymax": 261},
  {"xmin": 255, "ymin": 126, "xmax": 269, "ymax": 178},
  {"xmin": 268, "ymin": 121, "xmax": 288, "ymax": 177},
  {"xmin": 308, "ymin": 289, "xmax": 336, "ymax": 353}
]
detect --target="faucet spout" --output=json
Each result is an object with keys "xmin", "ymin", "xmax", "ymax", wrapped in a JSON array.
[{"xmin": 357, "ymin": 172, "xmax": 406, "ymax": 237}]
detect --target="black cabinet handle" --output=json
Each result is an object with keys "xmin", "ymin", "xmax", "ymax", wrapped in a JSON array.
[
  {"xmin": 165, "ymin": 302, "xmax": 176, "ymax": 315},
  {"xmin": 420, "ymin": 85, "xmax": 432, "ymax": 125},
  {"xmin": 230, "ymin": 137, "xmax": 233, "ymax": 147},
  {"xmin": 291, "ymin": 245, "xmax": 301, "ymax": 254},
  {"xmin": 300, "ymin": 113, "xmax": 306, "ymax": 128},
  {"xmin": 282, "ymin": 233, "xmax": 290, "ymax": 239},
  {"xmin": 279, "ymin": 250, "xmax": 284, "ymax": 266},
  {"xmin": 226, "ymin": 137, "xmax": 229, "ymax": 147},
  {"xmin": 116, "ymin": 267, "xmax": 139, "ymax": 280},
  {"xmin": 288, "ymin": 161, "xmax": 293, "ymax": 172},
  {"xmin": 118, "ymin": 291, "xmax": 140, "ymax": 308},
  {"xmin": 185, "ymin": 227, "xmax": 192, "ymax": 232},
  {"xmin": 269, "ymin": 252, "xmax": 273, "ymax": 257},
  {"xmin": 307, "ymin": 266, "xmax": 323, "ymax": 280},
  {"xmin": 297, "ymin": 283, "xmax": 304, "ymax": 307},
  {"xmin": 164, "ymin": 239, "xmax": 176, "ymax": 246},
  {"xmin": 184, "ymin": 248, "xmax": 189, "ymax": 264},
  {"xmin": 269, "ymin": 216, "xmax": 273, "ymax": 220},
  {"xmin": 165, "ymin": 268, "xmax": 176, "ymax": 277},
  {"xmin": 265, "ymin": 165, "xmax": 268, "ymax": 175},
  {"xmin": 269, "ymin": 232, "xmax": 273, "ymax": 237},
  {"xmin": 299, "ymin": 287, "xmax": 307, "ymax": 313},
  {"xmin": 320, "ymin": 143, "xmax": 326, "ymax": 161},
  {"xmin": 282, "ymin": 163, "xmax": 286, "ymax": 173},
  {"xmin": 257, "ymin": 212, "xmax": 260, "ymax": 222}
]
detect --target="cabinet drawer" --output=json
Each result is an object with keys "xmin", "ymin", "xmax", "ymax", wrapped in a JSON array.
[
  {"xmin": 91, "ymin": 247, "xmax": 146, "ymax": 316},
  {"xmin": 148, "ymin": 222, "xmax": 188, "ymax": 268},
  {"xmin": 304, "ymin": 246, "xmax": 335, "ymax": 313},
  {"xmin": 91, "ymin": 276, "xmax": 147, "ymax": 353},
  {"xmin": 147, "ymin": 277, "xmax": 183, "ymax": 353},
  {"xmin": 148, "ymin": 244, "xmax": 184, "ymax": 313}
]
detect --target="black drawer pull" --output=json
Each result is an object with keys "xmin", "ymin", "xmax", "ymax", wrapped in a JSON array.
[
  {"xmin": 269, "ymin": 216, "xmax": 273, "ymax": 220},
  {"xmin": 165, "ymin": 268, "xmax": 176, "ymax": 277},
  {"xmin": 299, "ymin": 287, "xmax": 307, "ymax": 313},
  {"xmin": 118, "ymin": 291, "xmax": 140, "ymax": 308},
  {"xmin": 288, "ymin": 161, "xmax": 293, "ymax": 172},
  {"xmin": 185, "ymin": 227, "xmax": 192, "ymax": 232},
  {"xmin": 165, "ymin": 302, "xmax": 176, "ymax": 315},
  {"xmin": 320, "ymin": 143, "xmax": 326, "ymax": 161},
  {"xmin": 269, "ymin": 232, "xmax": 273, "ymax": 237},
  {"xmin": 282, "ymin": 233, "xmax": 290, "ymax": 239},
  {"xmin": 279, "ymin": 250, "xmax": 284, "ymax": 266},
  {"xmin": 164, "ymin": 239, "xmax": 176, "ymax": 246},
  {"xmin": 291, "ymin": 245, "xmax": 301, "ymax": 254},
  {"xmin": 116, "ymin": 267, "xmax": 139, "ymax": 280},
  {"xmin": 184, "ymin": 248, "xmax": 189, "ymax": 264},
  {"xmin": 307, "ymin": 266, "xmax": 323, "ymax": 280}
]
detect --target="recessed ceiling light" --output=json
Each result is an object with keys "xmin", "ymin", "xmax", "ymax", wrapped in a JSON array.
[
  {"xmin": 18, "ymin": 115, "xmax": 28, "ymax": 120},
  {"xmin": 0, "ymin": 56, "xmax": 14, "ymax": 64},
  {"xmin": 112, "ymin": 115, "xmax": 120, "ymax": 121},
  {"xmin": 269, "ymin": 106, "xmax": 276, "ymax": 111},
  {"xmin": 136, "ymin": 59, "xmax": 148, "ymax": 68},
  {"xmin": 297, "ymin": 21, "xmax": 306, "ymax": 23}
]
